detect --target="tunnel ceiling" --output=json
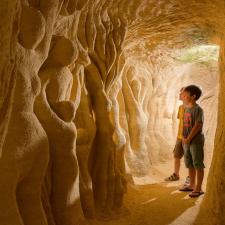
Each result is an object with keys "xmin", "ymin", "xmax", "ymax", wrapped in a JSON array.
[
  {"xmin": 50, "ymin": 0, "xmax": 225, "ymax": 79},
  {"xmin": 123, "ymin": 0, "xmax": 224, "ymax": 54}
]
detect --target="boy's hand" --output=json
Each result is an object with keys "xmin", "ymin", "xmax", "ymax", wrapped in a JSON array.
[{"xmin": 182, "ymin": 137, "xmax": 191, "ymax": 144}]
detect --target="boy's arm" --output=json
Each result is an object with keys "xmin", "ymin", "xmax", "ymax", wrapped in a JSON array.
[{"xmin": 183, "ymin": 122, "xmax": 202, "ymax": 144}]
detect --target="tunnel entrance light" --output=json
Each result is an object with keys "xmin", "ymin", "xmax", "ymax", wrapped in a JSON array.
[{"xmin": 175, "ymin": 45, "xmax": 219, "ymax": 65}]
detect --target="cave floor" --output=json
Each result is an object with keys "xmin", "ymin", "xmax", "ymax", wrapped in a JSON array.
[{"xmin": 82, "ymin": 159, "xmax": 209, "ymax": 225}]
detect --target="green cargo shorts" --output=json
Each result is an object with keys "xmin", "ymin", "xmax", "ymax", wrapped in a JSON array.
[
  {"xmin": 183, "ymin": 134, "xmax": 205, "ymax": 169},
  {"xmin": 173, "ymin": 139, "xmax": 184, "ymax": 159}
]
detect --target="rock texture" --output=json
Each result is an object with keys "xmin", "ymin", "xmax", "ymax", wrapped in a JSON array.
[
  {"xmin": 194, "ymin": 35, "xmax": 225, "ymax": 225},
  {"xmin": 0, "ymin": 0, "xmax": 224, "ymax": 225}
]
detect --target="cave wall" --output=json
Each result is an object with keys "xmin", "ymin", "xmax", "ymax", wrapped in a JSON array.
[
  {"xmin": 194, "ymin": 34, "xmax": 225, "ymax": 225},
  {"xmin": 0, "ymin": 0, "xmax": 224, "ymax": 225}
]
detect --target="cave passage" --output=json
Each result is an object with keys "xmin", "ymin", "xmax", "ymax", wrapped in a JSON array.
[{"xmin": 0, "ymin": 1, "xmax": 225, "ymax": 225}]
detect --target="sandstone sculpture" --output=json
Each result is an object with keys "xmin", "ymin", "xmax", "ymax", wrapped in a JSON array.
[
  {"xmin": 74, "ymin": 82, "xmax": 96, "ymax": 219},
  {"xmin": 0, "ymin": 1, "xmax": 59, "ymax": 225},
  {"xmin": 34, "ymin": 35, "xmax": 82, "ymax": 225}
]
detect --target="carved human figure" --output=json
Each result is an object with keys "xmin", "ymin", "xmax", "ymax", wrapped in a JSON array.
[
  {"xmin": 84, "ymin": 62, "xmax": 127, "ymax": 218},
  {"xmin": 122, "ymin": 67, "xmax": 150, "ymax": 176},
  {"xmin": 108, "ymin": 81, "xmax": 127, "ymax": 211},
  {"xmin": 0, "ymin": 2, "xmax": 59, "ymax": 225},
  {"xmin": 34, "ymin": 35, "xmax": 81, "ymax": 225},
  {"xmin": 84, "ymin": 63, "xmax": 116, "ymax": 215},
  {"xmin": 74, "ymin": 83, "xmax": 96, "ymax": 218}
]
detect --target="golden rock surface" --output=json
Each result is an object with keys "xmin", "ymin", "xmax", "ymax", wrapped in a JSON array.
[{"xmin": 0, "ymin": 1, "xmax": 224, "ymax": 224}]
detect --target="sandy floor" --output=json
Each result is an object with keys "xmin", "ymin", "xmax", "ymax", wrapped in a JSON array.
[{"xmin": 81, "ymin": 159, "xmax": 209, "ymax": 225}]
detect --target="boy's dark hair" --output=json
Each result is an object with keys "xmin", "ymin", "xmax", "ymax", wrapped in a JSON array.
[{"xmin": 184, "ymin": 85, "xmax": 202, "ymax": 100}]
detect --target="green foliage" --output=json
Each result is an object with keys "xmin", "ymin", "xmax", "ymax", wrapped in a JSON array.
[{"xmin": 175, "ymin": 45, "xmax": 219, "ymax": 66}]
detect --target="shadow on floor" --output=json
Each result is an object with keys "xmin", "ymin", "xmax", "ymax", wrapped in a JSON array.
[
  {"xmin": 83, "ymin": 182, "xmax": 199, "ymax": 225},
  {"xmin": 124, "ymin": 182, "xmax": 198, "ymax": 225}
]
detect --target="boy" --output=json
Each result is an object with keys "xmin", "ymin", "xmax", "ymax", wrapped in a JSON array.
[
  {"xmin": 179, "ymin": 85, "xmax": 205, "ymax": 197},
  {"xmin": 165, "ymin": 88, "xmax": 185, "ymax": 181},
  {"xmin": 165, "ymin": 88, "xmax": 190, "ymax": 186}
]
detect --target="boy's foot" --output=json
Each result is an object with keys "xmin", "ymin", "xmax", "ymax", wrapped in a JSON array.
[
  {"xmin": 179, "ymin": 186, "xmax": 193, "ymax": 192},
  {"xmin": 189, "ymin": 191, "xmax": 204, "ymax": 198},
  {"xmin": 164, "ymin": 173, "xmax": 179, "ymax": 181}
]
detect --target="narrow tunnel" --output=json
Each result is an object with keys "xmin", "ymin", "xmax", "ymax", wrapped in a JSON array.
[
  {"xmin": 122, "ymin": 44, "xmax": 219, "ymax": 182},
  {"xmin": 0, "ymin": 1, "xmax": 225, "ymax": 225}
]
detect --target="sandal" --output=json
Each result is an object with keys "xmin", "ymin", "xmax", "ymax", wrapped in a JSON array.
[
  {"xmin": 179, "ymin": 186, "xmax": 193, "ymax": 192},
  {"xmin": 183, "ymin": 176, "xmax": 190, "ymax": 187},
  {"xmin": 164, "ymin": 173, "xmax": 179, "ymax": 181},
  {"xmin": 189, "ymin": 191, "xmax": 204, "ymax": 198}
]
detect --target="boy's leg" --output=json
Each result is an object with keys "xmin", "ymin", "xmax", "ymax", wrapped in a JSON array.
[
  {"xmin": 190, "ymin": 135, "xmax": 205, "ymax": 193},
  {"xmin": 183, "ymin": 143, "xmax": 195, "ymax": 188},
  {"xmin": 173, "ymin": 139, "xmax": 183, "ymax": 176},
  {"xmin": 165, "ymin": 139, "xmax": 183, "ymax": 181},
  {"xmin": 174, "ymin": 157, "xmax": 181, "ymax": 176},
  {"xmin": 195, "ymin": 168, "xmax": 204, "ymax": 192},
  {"xmin": 188, "ymin": 168, "xmax": 196, "ymax": 189}
]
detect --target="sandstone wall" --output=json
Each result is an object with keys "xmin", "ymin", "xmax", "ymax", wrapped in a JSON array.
[
  {"xmin": 194, "ymin": 34, "xmax": 225, "ymax": 225},
  {"xmin": 0, "ymin": 0, "xmax": 224, "ymax": 225}
]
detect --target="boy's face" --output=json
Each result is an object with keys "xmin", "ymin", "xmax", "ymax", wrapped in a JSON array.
[
  {"xmin": 179, "ymin": 89, "xmax": 185, "ymax": 101},
  {"xmin": 182, "ymin": 90, "xmax": 195, "ymax": 104}
]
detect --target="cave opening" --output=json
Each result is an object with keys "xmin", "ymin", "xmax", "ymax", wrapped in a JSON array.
[
  {"xmin": 122, "ymin": 44, "xmax": 219, "ymax": 184},
  {"xmin": 118, "ymin": 43, "xmax": 220, "ymax": 224}
]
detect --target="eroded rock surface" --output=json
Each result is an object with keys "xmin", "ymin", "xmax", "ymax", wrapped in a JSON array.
[{"xmin": 0, "ymin": 0, "xmax": 224, "ymax": 225}]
